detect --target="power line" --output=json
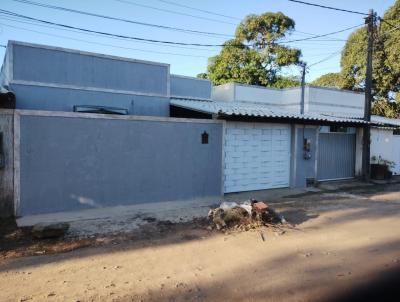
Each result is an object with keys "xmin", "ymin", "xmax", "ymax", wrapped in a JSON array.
[
  {"xmin": 8, "ymin": 0, "xmax": 354, "ymax": 44},
  {"xmin": 11, "ymin": 0, "xmax": 232, "ymax": 38},
  {"xmin": 287, "ymin": 0, "xmax": 368, "ymax": 16},
  {"xmin": 114, "ymin": 0, "xmax": 237, "ymax": 25},
  {"xmin": 378, "ymin": 17, "xmax": 400, "ymax": 34},
  {"xmin": 381, "ymin": 24, "xmax": 400, "ymax": 35},
  {"xmin": 0, "ymin": 9, "xmax": 363, "ymax": 48},
  {"xmin": 308, "ymin": 50, "xmax": 342, "ymax": 67},
  {"xmin": 0, "ymin": 9, "xmax": 230, "ymax": 47},
  {"xmin": 154, "ymin": 0, "xmax": 241, "ymax": 21},
  {"xmin": 281, "ymin": 24, "xmax": 363, "ymax": 44},
  {"xmin": 0, "ymin": 16, "xmax": 219, "ymax": 52},
  {"xmin": 0, "ymin": 22, "xmax": 209, "ymax": 58},
  {"xmin": 379, "ymin": 18, "xmax": 397, "ymax": 29}
]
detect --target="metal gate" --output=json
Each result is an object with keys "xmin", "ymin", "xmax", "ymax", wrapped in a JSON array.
[{"xmin": 317, "ymin": 133, "xmax": 356, "ymax": 181}]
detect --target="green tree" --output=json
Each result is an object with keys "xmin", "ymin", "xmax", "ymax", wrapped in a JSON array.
[
  {"xmin": 371, "ymin": 98, "xmax": 399, "ymax": 118},
  {"xmin": 340, "ymin": 0, "xmax": 400, "ymax": 99},
  {"xmin": 311, "ymin": 72, "xmax": 343, "ymax": 89},
  {"xmin": 272, "ymin": 75, "xmax": 301, "ymax": 88},
  {"xmin": 205, "ymin": 12, "xmax": 302, "ymax": 87},
  {"xmin": 196, "ymin": 73, "xmax": 208, "ymax": 79}
]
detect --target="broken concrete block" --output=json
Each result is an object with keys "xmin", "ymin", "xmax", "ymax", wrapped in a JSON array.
[
  {"xmin": 252, "ymin": 202, "xmax": 268, "ymax": 212},
  {"xmin": 31, "ymin": 222, "xmax": 69, "ymax": 239}
]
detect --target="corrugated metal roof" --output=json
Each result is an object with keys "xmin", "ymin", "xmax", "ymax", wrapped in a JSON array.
[
  {"xmin": 371, "ymin": 115, "xmax": 400, "ymax": 127},
  {"xmin": 171, "ymin": 98, "xmax": 368, "ymax": 124}
]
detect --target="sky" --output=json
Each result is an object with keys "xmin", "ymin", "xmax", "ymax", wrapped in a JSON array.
[{"xmin": 0, "ymin": 0, "xmax": 394, "ymax": 82}]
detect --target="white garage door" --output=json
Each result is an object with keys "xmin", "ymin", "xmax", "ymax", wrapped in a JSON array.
[{"xmin": 224, "ymin": 122, "xmax": 291, "ymax": 193}]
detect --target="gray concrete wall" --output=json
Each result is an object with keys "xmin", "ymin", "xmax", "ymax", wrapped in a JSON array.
[
  {"xmin": 10, "ymin": 84, "xmax": 170, "ymax": 116},
  {"xmin": 17, "ymin": 113, "xmax": 223, "ymax": 216},
  {"xmin": 12, "ymin": 43, "xmax": 169, "ymax": 96},
  {"xmin": 294, "ymin": 126, "xmax": 317, "ymax": 188},
  {"xmin": 170, "ymin": 75, "xmax": 211, "ymax": 99},
  {"xmin": 0, "ymin": 111, "xmax": 14, "ymax": 217}
]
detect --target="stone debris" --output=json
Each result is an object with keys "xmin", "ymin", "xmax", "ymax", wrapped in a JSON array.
[
  {"xmin": 208, "ymin": 199, "xmax": 287, "ymax": 230},
  {"xmin": 31, "ymin": 222, "xmax": 69, "ymax": 239}
]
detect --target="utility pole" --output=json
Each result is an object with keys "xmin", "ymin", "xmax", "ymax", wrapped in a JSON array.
[
  {"xmin": 362, "ymin": 9, "xmax": 375, "ymax": 181},
  {"xmin": 300, "ymin": 63, "xmax": 306, "ymax": 114}
]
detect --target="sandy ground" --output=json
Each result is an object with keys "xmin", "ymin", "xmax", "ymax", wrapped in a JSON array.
[{"xmin": 1, "ymin": 183, "xmax": 400, "ymax": 302}]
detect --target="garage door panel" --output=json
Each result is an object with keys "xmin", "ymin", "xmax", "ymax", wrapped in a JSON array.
[{"xmin": 224, "ymin": 122, "xmax": 291, "ymax": 193}]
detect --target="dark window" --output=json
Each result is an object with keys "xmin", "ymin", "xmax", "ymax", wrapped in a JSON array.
[
  {"xmin": 329, "ymin": 125, "xmax": 348, "ymax": 133},
  {"xmin": 201, "ymin": 131, "xmax": 209, "ymax": 144},
  {"xmin": 73, "ymin": 105, "xmax": 128, "ymax": 115}
]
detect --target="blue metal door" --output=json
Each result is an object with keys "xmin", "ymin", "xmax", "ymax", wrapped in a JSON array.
[{"xmin": 317, "ymin": 133, "xmax": 356, "ymax": 180}]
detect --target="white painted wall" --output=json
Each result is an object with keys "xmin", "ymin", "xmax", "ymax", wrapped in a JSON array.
[
  {"xmin": 371, "ymin": 128, "xmax": 394, "ymax": 163},
  {"xmin": 212, "ymin": 84, "xmax": 364, "ymax": 117},
  {"xmin": 212, "ymin": 83, "xmax": 235, "ymax": 102},
  {"xmin": 282, "ymin": 88, "xmax": 302, "ymax": 112},
  {"xmin": 306, "ymin": 86, "xmax": 364, "ymax": 118},
  {"xmin": 392, "ymin": 136, "xmax": 400, "ymax": 175},
  {"xmin": 234, "ymin": 84, "xmax": 286, "ymax": 104}
]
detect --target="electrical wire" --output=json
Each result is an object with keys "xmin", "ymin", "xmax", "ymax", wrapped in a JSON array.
[
  {"xmin": 0, "ymin": 9, "xmax": 230, "ymax": 47},
  {"xmin": 0, "ymin": 15, "xmax": 219, "ymax": 52},
  {"xmin": 308, "ymin": 50, "xmax": 342, "ymax": 67},
  {"xmin": 10, "ymin": 0, "xmax": 232, "ymax": 38},
  {"xmin": 287, "ymin": 0, "xmax": 368, "ymax": 16},
  {"xmin": 280, "ymin": 24, "xmax": 363, "ymax": 44},
  {"xmin": 8, "ymin": 0, "xmax": 354, "ymax": 43},
  {"xmin": 0, "ymin": 22, "xmax": 210, "ymax": 58},
  {"xmin": 0, "ymin": 9, "xmax": 363, "ymax": 48},
  {"xmin": 379, "ymin": 17, "xmax": 398, "ymax": 29},
  {"xmin": 154, "ymin": 0, "xmax": 241, "ymax": 21},
  {"xmin": 378, "ymin": 17, "xmax": 400, "ymax": 35},
  {"xmin": 113, "ymin": 0, "xmax": 237, "ymax": 25}
]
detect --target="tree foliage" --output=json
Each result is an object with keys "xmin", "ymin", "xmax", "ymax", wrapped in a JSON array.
[
  {"xmin": 371, "ymin": 98, "xmax": 399, "ymax": 118},
  {"xmin": 311, "ymin": 72, "xmax": 342, "ymax": 89},
  {"xmin": 204, "ymin": 12, "xmax": 302, "ymax": 87},
  {"xmin": 272, "ymin": 76, "xmax": 301, "ymax": 88},
  {"xmin": 196, "ymin": 73, "xmax": 208, "ymax": 79},
  {"xmin": 313, "ymin": 1, "xmax": 400, "ymax": 117},
  {"xmin": 340, "ymin": 0, "xmax": 400, "ymax": 99}
]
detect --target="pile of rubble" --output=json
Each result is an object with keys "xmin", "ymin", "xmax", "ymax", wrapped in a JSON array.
[{"xmin": 208, "ymin": 199, "xmax": 286, "ymax": 230}]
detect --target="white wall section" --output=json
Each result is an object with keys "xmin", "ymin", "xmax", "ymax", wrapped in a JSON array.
[{"xmin": 371, "ymin": 128, "xmax": 394, "ymax": 163}]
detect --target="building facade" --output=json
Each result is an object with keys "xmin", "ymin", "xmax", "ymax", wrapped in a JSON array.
[{"xmin": 1, "ymin": 40, "xmax": 399, "ymax": 218}]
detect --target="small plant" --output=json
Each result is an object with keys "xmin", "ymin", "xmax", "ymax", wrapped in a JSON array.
[{"xmin": 371, "ymin": 155, "xmax": 394, "ymax": 169}]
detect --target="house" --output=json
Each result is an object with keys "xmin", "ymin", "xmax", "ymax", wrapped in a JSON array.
[
  {"xmin": 171, "ymin": 83, "xmax": 368, "ymax": 192},
  {"xmin": 0, "ymin": 40, "xmax": 398, "ymax": 219}
]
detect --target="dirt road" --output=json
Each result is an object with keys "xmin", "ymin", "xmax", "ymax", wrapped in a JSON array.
[{"xmin": 1, "ymin": 184, "xmax": 400, "ymax": 301}]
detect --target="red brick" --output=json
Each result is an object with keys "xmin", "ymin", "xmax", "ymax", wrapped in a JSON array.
[{"xmin": 252, "ymin": 201, "xmax": 268, "ymax": 212}]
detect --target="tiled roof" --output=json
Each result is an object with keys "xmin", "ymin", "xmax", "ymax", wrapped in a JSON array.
[
  {"xmin": 371, "ymin": 115, "xmax": 400, "ymax": 127},
  {"xmin": 171, "ymin": 98, "xmax": 369, "ymax": 124}
]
